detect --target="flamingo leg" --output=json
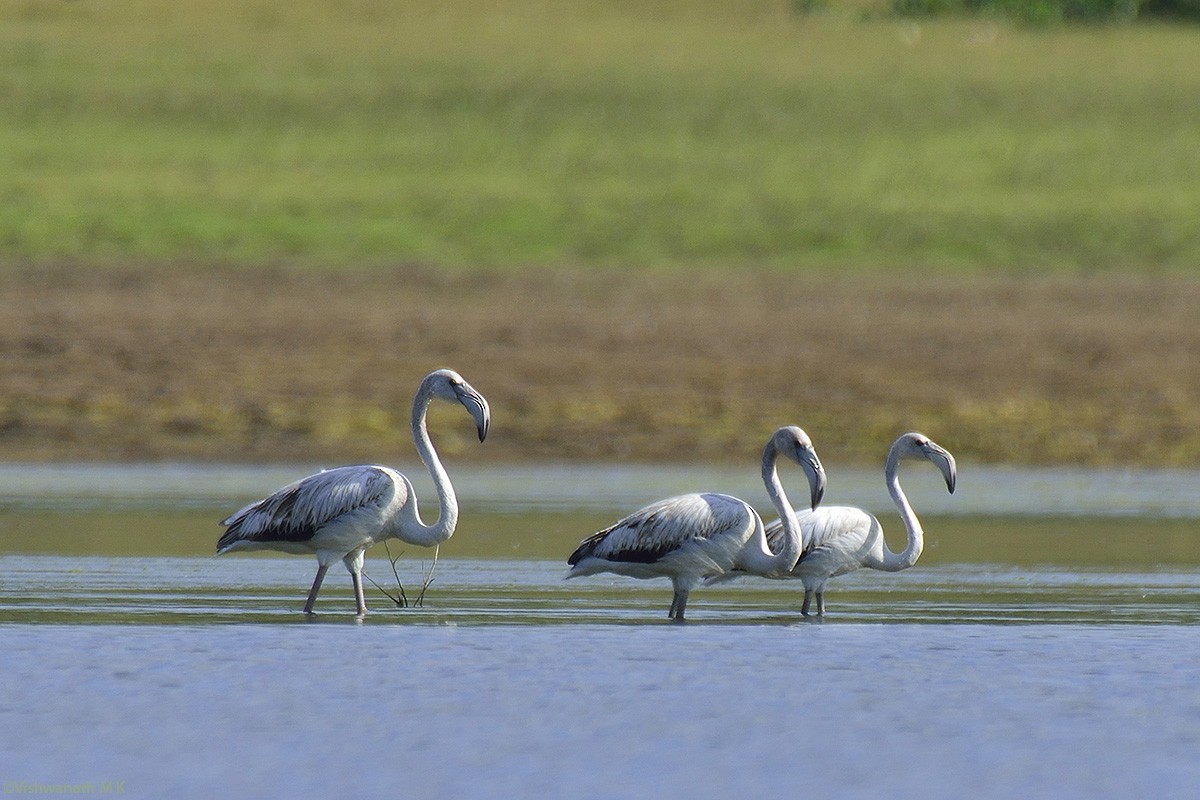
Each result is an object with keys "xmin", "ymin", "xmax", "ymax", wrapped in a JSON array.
[
  {"xmin": 815, "ymin": 592, "xmax": 825, "ymax": 617},
  {"xmin": 351, "ymin": 570, "xmax": 367, "ymax": 616},
  {"xmin": 668, "ymin": 589, "xmax": 688, "ymax": 622},
  {"xmin": 303, "ymin": 564, "xmax": 330, "ymax": 614},
  {"xmin": 343, "ymin": 550, "xmax": 368, "ymax": 616},
  {"xmin": 801, "ymin": 588, "xmax": 813, "ymax": 617}
]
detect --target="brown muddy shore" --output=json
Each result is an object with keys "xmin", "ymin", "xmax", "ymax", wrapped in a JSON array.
[{"xmin": 2, "ymin": 266, "xmax": 1198, "ymax": 466}]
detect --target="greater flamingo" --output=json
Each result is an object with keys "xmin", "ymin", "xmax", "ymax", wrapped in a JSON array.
[{"xmin": 216, "ymin": 368, "xmax": 489, "ymax": 615}]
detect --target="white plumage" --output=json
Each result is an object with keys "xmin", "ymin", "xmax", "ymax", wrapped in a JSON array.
[
  {"xmin": 716, "ymin": 431, "xmax": 956, "ymax": 617},
  {"xmin": 217, "ymin": 368, "xmax": 489, "ymax": 615},
  {"xmin": 566, "ymin": 426, "xmax": 826, "ymax": 621}
]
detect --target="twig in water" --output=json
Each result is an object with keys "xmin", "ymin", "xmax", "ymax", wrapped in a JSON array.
[
  {"xmin": 414, "ymin": 544, "xmax": 439, "ymax": 607},
  {"xmin": 364, "ymin": 541, "xmax": 409, "ymax": 608},
  {"xmin": 385, "ymin": 541, "xmax": 409, "ymax": 607},
  {"xmin": 363, "ymin": 569, "xmax": 404, "ymax": 608}
]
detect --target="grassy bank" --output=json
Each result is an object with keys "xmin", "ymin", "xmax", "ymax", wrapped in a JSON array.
[
  {"xmin": 3, "ymin": 0, "xmax": 1199, "ymax": 271},
  {"xmin": 3, "ymin": 267, "xmax": 1198, "ymax": 466}
]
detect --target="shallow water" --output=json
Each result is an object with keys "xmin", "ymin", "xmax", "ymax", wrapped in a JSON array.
[
  {"xmin": 0, "ymin": 464, "xmax": 1198, "ymax": 798},
  {"xmin": 2, "ymin": 554, "xmax": 1199, "ymax": 626}
]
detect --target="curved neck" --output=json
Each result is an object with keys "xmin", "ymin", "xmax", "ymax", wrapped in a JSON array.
[
  {"xmin": 401, "ymin": 388, "xmax": 459, "ymax": 546},
  {"xmin": 879, "ymin": 447, "xmax": 922, "ymax": 571},
  {"xmin": 739, "ymin": 444, "xmax": 802, "ymax": 576}
]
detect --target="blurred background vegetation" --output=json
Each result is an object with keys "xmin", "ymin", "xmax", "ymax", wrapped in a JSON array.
[
  {"xmin": 2, "ymin": 0, "xmax": 1199, "ymax": 466},
  {"xmin": 3, "ymin": 0, "xmax": 1199, "ymax": 273},
  {"xmin": 882, "ymin": 0, "xmax": 1200, "ymax": 24}
]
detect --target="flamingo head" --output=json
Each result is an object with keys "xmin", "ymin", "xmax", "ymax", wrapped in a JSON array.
[
  {"xmin": 771, "ymin": 425, "xmax": 826, "ymax": 510},
  {"xmin": 424, "ymin": 368, "xmax": 491, "ymax": 442},
  {"xmin": 896, "ymin": 432, "xmax": 956, "ymax": 494}
]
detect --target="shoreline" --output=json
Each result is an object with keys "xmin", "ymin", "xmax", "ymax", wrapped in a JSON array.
[{"xmin": 4, "ymin": 266, "xmax": 1198, "ymax": 467}]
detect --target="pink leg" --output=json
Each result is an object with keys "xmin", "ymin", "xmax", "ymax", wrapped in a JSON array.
[{"xmin": 303, "ymin": 563, "xmax": 330, "ymax": 613}]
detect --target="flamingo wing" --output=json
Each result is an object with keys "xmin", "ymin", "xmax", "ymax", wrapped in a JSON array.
[
  {"xmin": 568, "ymin": 493, "xmax": 748, "ymax": 566},
  {"xmin": 217, "ymin": 465, "xmax": 397, "ymax": 551}
]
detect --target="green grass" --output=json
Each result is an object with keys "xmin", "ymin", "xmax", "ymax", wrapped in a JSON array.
[{"xmin": 2, "ymin": 0, "xmax": 1199, "ymax": 271}]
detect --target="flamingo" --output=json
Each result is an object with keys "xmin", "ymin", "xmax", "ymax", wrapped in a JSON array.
[
  {"xmin": 565, "ymin": 426, "xmax": 826, "ymax": 621},
  {"xmin": 719, "ymin": 431, "xmax": 956, "ymax": 617},
  {"xmin": 216, "ymin": 368, "xmax": 490, "ymax": 616}
]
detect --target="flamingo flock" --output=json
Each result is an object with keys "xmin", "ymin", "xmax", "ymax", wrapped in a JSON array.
[{"xmin": 217, "ymin": 368, "xmax": 956, "ymax": 620}]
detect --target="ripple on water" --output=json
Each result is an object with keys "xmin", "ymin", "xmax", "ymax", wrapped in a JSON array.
[{"xmin": 1, "ymin": 555, "xmax": 1198, "ymax": 625}]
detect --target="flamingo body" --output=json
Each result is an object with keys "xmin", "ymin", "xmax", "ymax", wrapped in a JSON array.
[
  {"xmin": 218, "ymin": 465, "xmax": 408, "ymax": 559},
  {"xmin": 568, "ymin": 492, "xmax": 765, "ymax": 617},
  {"xmin": 786, "ymin": 506, "xmax": 882, "ymax": 581}
]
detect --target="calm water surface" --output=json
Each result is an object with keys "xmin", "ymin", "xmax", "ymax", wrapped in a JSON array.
[{"xmin": 0, "ymin": 463, "xmax": 1197, "ymax": 798}]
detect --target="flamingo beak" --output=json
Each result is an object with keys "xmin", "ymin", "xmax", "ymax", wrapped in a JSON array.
[
  {"xmin": 455, "ymin": 384, "xmax": 490, "ymax": 442},
  {"xmin": 924, "ymin": 443, "xmax": 956, "ymax": 494},
  {"xmin": 803, "ymin": 450, "xmax": 826, "ymax": 510}
]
